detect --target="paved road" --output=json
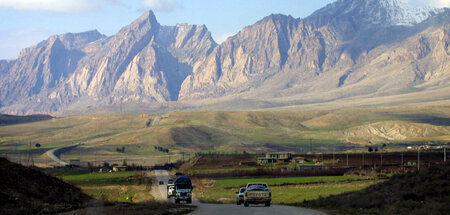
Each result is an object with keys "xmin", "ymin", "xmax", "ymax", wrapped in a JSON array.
[
  {"xmin": 45, "ymin": 143, "xmax": 81, "ymax": 166},
  {"xmin": 151, "ymin": 116, "xmax": 162, "ymax": 126},
  {"xmin": 152, "ymin": 170, "xmax": 172, "ymax": 201},
  {"xmin": 189, "ymin": 203, "xmax": 327, "ymax": 215},
  {"xmin": 153, "ymin": 170, "xmax": 327, "ymax": 215}
]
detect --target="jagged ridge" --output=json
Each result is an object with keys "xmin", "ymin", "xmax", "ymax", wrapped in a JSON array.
[{"xmin": 0, "ymin": 1, "xmax": 449, "ymax": 114}]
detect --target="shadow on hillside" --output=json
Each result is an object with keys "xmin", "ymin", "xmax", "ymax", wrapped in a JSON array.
[{"xmin": 394, "ymin": 114, "xmax": 450, "ymax": 126}]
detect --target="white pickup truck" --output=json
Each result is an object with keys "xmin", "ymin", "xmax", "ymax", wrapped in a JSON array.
[{"xmin": 243, "ymin": 182, "xmax": 271, "ymax": 207}]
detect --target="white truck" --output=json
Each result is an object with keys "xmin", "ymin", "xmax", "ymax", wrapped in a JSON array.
[
  {"xmin": 243, "ymin": 182, "xmax": 271, "ymax": 207},
  {"xmin": 167, "ymin": 179, "xmax": 175, "ymax": 199}
]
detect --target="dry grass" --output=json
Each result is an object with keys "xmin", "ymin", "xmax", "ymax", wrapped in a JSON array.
[{"xmin": 1, "ymin": 106, "xmax": 449, "ymax": 167}]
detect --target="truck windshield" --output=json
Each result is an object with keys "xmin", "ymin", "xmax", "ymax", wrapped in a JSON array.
[
  {"xmin": 176, "ymin": 184, "xmax": 192, "ymax": 189},
  {"xmin": 247, "ymin": 185, "xmax": 269, "ymax": 191}
]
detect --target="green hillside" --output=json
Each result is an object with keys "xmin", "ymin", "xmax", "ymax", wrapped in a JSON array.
[
  {"xmin": 0, "ymin": 106, "xmax": 449, "ymax": 166},
  {"xmin": 300, "ymin": 162, "xmax": 450, "ymax": 215}
]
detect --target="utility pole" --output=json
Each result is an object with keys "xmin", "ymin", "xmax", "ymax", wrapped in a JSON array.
[
  {"xmin": 332, "ymin": 149, "xmax": 335, "ymax": 167},
  {"xmin": 346, "ymin": 153, "xmax": 349, "ymax": 167},
  {"xmin": 417, "ymin": 149, "xmax": 420, "ymax": 171},
  {"xmin": 401, "ymin": 151, "xmax": 404, "ymax": 170},
  {"xmin": 380, "ymin": 153, "xmax": 383, "ymax": 168},
  {"xmin": 445, "ymin": 148, "xmax": 447, "ymax": 162}
]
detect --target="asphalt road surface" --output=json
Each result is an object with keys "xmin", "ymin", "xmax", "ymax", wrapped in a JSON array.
[
  {"xmin": 152, "ymin": 170, "xmax": 172, "ymax": 201},
  {"xmin": 45, "ymin": 143, "xmax": 81, "ymax": 166},
  {"xmin": 153, "ymin": 170, "xmax": 328, "ymax": 215}
]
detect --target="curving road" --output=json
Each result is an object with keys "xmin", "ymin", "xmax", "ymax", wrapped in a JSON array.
[
  {"xmin": 153, "ymin": 170, "xmax": 327, "ymax": 215},
  {"xmin": 45, "ymin": 143, "xmax": 81, "ymax": 166}
]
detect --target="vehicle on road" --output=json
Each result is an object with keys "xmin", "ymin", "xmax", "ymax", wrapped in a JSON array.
[
  {"xmin": 243, "ymin": 183, "xmax": 271, "ymax": 207},
  {"xmin": 174, "ymin": 176, "xmax": 193, "ymax": 204},
  {"xmin": 167, "ymin": 178, "xmax": 175, "ymax": 199},
  {"xmin": 159, "ymin": 180, "xmax": 164, "ymax": 185},
  {"xmin": 236, "ymin": 187, "xmax": 246, "ymax": 205},
  {"xmin": 167, "ymin": 185, "xmax": 175, "ymax": 199}
]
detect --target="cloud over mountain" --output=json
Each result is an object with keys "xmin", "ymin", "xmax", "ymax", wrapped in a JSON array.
[
  {"xmin": 140, "ymin": 0, "xmax": 179, "ymax": 12},
  {"xmin": 401, "ymin": 0, "xmax": 450, "ymax": 8},
  {"xmin": 0, "ymin": 0, "xmax": 118, "ymax": 13}
]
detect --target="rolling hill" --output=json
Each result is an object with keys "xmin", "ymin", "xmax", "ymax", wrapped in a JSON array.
[{"xmin": 0, "ymin": 107, "xmax": 448, "ymax": 166}]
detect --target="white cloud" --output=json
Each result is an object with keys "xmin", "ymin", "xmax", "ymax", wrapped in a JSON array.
[
  {"xmin": 400, "ymin": 0, "xmax": 450, "ymax": 8},
  {"xmin": 140, "ymin": 0, "xmax": 179, "ymax": 12},
  {"xmin": 0, "ymin": 0, "xmax": 119, "ymax": 13}
]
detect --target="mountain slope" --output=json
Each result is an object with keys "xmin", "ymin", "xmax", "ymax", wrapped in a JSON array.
[
  {"xmin": 179, "ymin": 1, "xmax": 449, "ymax": 105},
  {"xmin": 0, "ymin": 0, "xmax": 448, "ymax": 114},
  {"xmin": 0, "ymin": 11, "xmax": 216, "ymax": 114}
]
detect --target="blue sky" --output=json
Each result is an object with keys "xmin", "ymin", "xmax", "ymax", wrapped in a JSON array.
[{"xmin": 0, "ymin": 0, "xmax": 448, "ymax": 60}]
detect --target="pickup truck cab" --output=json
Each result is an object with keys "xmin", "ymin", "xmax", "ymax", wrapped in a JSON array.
[{"xmin": 244, "ymin": 183, "xmax": 271, "ymax": 207}]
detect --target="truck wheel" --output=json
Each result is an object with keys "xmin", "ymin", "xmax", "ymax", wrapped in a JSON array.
[
  {"xmin": 187, "ymin": 198, "xmax": 192, "ymax": 204},
  {"xmin": 236, "ymin": 201, "xmax": 240, "ymax": 205},
  {"xmin": 175, "ymin": 199, "xmax": 179, "ymax": 204},
  {"xmin": 265, "ymin": 202, "xmax": 271, "ymax": 207},
  {"xmin": 244, "ymin": 202, "xmax": 249, "ymax": 207}
]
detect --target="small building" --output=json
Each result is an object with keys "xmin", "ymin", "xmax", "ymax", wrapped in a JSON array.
[
  {"xmin": 258, "ymin": 152, "xmax": 293, "ymax": 164},
  {"xmin": 113, "ymin": 166, "xmax": 128, "ymax": 172},
  {"xmin": 266, "ymin": 152, "xmax": 292, "ymax": 160},
  {"xmin": 258, "ymin": 157, "xmax": 277, "ymax": 164},
  {"xmin": 407, "ymin": 161, "xmax": 417, "ymax": 166},
  {"xmin": 292, "ymin": 157, "xmax": 306, "ymax": 163},
  {"xmin": 297, "ymin": 165, "xmax": 325, "ymax": 171}
]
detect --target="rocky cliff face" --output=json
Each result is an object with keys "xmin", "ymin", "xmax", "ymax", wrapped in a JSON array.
[
  {"xmin": 0, "ymin": 0, "xmax": 448, "ymax": 114},
  {"xmin": 178, "ymin": 0, "xmax": 450, "ymax": 103},
  {"xmin": 0, "ymin": 11, "xmax": 216, "ymax": 114}
]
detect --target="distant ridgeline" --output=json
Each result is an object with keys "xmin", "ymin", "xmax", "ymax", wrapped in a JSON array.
[{"xmin": 0, "ymin": 114, "xmax": 53, "ymax": 126}]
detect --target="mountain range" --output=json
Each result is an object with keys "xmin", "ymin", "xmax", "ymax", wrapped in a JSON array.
[{"xmin": 0, "ymin": 0, "xmax": 449, "ymax": 115}]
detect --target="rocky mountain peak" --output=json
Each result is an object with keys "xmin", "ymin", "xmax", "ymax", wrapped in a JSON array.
[
  {"xmin": 0, "ymin": 4, "xmax": 448, "ymax": 114},
  {"xmin": 118, "ymin": 10, "xmax": 159, "ymax": 35},
  {"xmin": 56, "ymin": 30, "xmax": 105, "ymax": 49},
  {"xmin": 311, "ymin": 0, "xmax": 442, "ymax": 26}
]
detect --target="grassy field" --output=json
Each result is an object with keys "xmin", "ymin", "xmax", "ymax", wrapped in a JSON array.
[
  {"xmin": 0, "ymin": 106, "xmax": 449, "ymax": 166},
  {"xmin": 57, "ymin": 171, "xmax": 154, "ymax": 203},
  {"xmin": 193, "ymin": 175, "xmax": 381, "ymax": 204},
  {"xmin": 300, "ymin": 163, "xmax": 450, "ymax": 215}
]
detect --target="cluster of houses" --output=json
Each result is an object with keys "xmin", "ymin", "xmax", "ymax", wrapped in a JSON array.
[{"xmin": 256, "ymin": 152, "xmax": 325, "ymax": 171}]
